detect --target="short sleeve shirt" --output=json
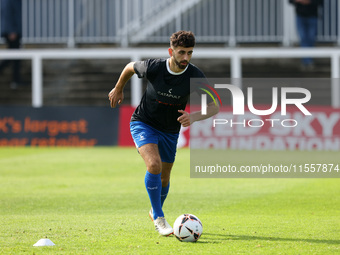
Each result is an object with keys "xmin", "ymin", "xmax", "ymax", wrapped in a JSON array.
[{"xmin": 131, "ymin": 58, "xmax": 205, "ymax": 133}]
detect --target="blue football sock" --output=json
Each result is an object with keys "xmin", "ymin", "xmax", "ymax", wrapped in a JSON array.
[
  {"xmin": 144, "ymin": 171, "xmax": 163, "ymax": 220},
  {"xmin": 161, "ymin": 182, "xmax": 170, "ymax": 207}
]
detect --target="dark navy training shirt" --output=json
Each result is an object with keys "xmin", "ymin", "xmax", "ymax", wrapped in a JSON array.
[{"xmin": 131, "ymin": 58, "xmax": 205, "ymax": 133}]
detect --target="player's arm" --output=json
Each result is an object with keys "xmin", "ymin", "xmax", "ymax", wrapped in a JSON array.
[
  {"xmin": 177, "ymin": 101, "xmax": 219, "ymax": 127},
  {"xmin": 108, "ymin": 62, "xmax": 135, "ymax": 108}
]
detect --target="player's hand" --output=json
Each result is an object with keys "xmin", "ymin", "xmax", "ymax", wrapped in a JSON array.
[
  {"xmin": 108, "ymin": 87, "xmax": 124, "ymax": 108},
  {"xmin": 177, "ymin": 110, "xmax": 191, "ymax": 127}
]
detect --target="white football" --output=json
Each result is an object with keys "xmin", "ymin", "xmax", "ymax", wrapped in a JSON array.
[{"xmin": 173, "ymin": 214, "xmax": 203, "ymax": 242}]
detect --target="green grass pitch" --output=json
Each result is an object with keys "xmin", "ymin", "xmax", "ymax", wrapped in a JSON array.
[{"xmin": 0, "ymin": 147, "xmax": 339, "ymax": 254}]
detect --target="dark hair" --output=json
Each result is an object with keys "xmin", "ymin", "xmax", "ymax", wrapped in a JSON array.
[{"xmin": 170, "ymin": 30, "xmax": 195, "ymax": 48}]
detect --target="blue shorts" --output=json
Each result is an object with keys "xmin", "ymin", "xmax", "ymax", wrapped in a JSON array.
[{"xmin": 130, "ymin": 121, "xmax": 179, "ymax": 163}]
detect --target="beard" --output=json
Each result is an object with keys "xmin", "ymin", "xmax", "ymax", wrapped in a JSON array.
[{"xmin": 174, "ymin": 58, "xmax": 189, "ymax": 70}]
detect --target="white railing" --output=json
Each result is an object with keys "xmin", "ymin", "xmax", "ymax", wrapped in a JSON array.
[
  {"xmin": 0, "ymin": 47, "xmax": 340, "ymax": 108},
  {"xmin": 1, "ymin": 0, "xmax": 339, "ymax": 47}
]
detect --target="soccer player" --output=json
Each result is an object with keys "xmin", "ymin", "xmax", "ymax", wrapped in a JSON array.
[{"xmin": 108, "ymin": 30, "xmax": 219, "ymax": 236}]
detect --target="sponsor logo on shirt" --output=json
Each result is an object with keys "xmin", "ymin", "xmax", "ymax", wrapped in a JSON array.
[{"xmin": 157, "ymin": 91, "xmax": 181, "ymax": 99}]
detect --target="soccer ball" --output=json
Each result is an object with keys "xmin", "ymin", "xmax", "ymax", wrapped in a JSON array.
[{"xmin": 173, "ymin": 214, "xmax": 203, "ymax": 242}]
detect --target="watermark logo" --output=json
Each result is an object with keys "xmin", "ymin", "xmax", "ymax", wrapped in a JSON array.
[
  {"xmin": 190, "ymin": 78, "xmax": 340, "ymax": 178},
  {"xmin": 201, "ymin": 84, "xmax": 311, "ymax": 116},
  {"xmin": 200, "ymin": 84, "xmax": 312, "ymax": 129}
]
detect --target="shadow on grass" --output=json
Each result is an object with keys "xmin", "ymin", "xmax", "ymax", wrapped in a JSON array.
[{"xmin": 198, "ymin": 233, "xmax": 340, "ymax": 245}]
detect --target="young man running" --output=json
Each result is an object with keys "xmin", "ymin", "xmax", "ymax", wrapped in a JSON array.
[{"xmin": 108, "ymin": 30, "xmax": 219, "ymax": 236}]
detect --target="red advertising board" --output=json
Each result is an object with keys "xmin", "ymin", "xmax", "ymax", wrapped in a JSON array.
[
  {"xmin": 189, "ymin": 106, "xmax": 340, "ymax": 150},
  {"xmin": 118, "ymin": 105, "xmax": 135, "ymax": 146},
  {"xmin": 114, "ymin": 105, "xmax": 340, "ymax": 151}
]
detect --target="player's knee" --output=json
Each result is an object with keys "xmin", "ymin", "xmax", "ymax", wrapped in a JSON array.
[{"xmin": 147, "ymin": 160, "xmax": 162, "ymax": 174}]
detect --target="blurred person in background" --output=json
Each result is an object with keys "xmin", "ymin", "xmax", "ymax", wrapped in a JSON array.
[
  {"xmin": 0, "ymin": 0, "xmax": 22, "ymax": 89},
  {"xmin": 289, "ymin": 0, "xmax": 323, "ymax": 70}
]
